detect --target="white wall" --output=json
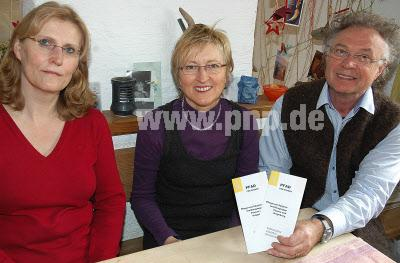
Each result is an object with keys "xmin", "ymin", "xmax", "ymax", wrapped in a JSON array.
[{"xmin": 23, "ymin": 0, "xmax": 258, "ymax": 110}]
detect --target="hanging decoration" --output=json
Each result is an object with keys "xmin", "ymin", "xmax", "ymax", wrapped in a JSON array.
[
  {"xmin": 264, "ymin": 0, "xmax": 292, "ymax": 35},
  {"xmin": 12, "ymin": 20, "xmax": 19, "ymax": 28},
  {"xmin": 280, "ymin": 42, "xmax": 287, "ymax": 54},
  {"xmin": 0, "ymin": 21, "xmax": 19, "ymax": 61},
  {"xmin": 0, "ymin": 0, "xmax": 21, "ymax": 61},
  {"xmin": 311, "ymin": 0, "xmax": 333, "ymax": 41},
  {"xmin": 252, "ymin": 0, "xmax": 379, "ymax": 94},
  {"xmin": 273, "ymin": 42, "xmax": 289, "ymax": 81},
  {"xmin": 307, "ymin": 50, "xmax": 325, "ymax": 80},
  {"xmin": 0, "ymin": 42, "xmax": 8, "ymax": 61},
  {"xmin": 285, "ymin": 0, "xmax": 304, "ymax": 26},
  {"xmin": 311, "ymin": 0, "xmax": 370, "ymax": 41}
]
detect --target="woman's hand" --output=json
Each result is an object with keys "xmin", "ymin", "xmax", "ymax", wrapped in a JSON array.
[{"xmin": 164, "ymin": 236, "xmax": 180, "ymax": 245}]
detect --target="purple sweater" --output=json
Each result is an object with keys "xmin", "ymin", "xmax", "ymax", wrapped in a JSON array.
[{"xmin": 131, "ymin": 98, "xmax": 259, "ymax": 245}]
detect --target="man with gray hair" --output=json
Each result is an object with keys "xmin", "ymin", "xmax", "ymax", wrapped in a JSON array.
[{"xmin": 259, "ymin": 11, "xmax": 399, "ymax": 260}]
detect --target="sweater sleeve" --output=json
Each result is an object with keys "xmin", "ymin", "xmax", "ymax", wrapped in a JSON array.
[
  {"xmin": 88, "ymin": 111, "xmax": 126, "ymax": 262},
  {"xmin": 131, "ymin": 112, "xmax": 178, "ymax": 245},
  {"xmin": 236, "ymin": 109, "xmax": 260, "ymax": 176},
  {"xmin": 0, "ymin": 250, "xmax": 14, "ymax": 262}
]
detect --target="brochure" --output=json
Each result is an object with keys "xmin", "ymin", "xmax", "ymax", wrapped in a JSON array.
[{"xmin": 232, "ymin": 171, "xmax": 307, "ymax": 254}]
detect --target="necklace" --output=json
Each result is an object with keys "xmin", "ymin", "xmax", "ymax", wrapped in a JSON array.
[{"xmin": 181, "ymin": 99, "xmax": 222, "ymax": 131}]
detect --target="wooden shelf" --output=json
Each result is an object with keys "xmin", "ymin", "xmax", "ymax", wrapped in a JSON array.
[
  {"xmin": 103, "ymin": 111, "xmax": 140, "ymax": 136},
  {"xmin": 238, "ymin": 94, "xmax": 273, "ymax": 118},
  {"xmin": 104, "ymin": 95, "xmax": 273, "ymax": 136}
]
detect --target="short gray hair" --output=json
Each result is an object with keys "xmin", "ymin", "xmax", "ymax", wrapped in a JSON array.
[{"xmin": 324, "ymin": 12, "xmax": 399, "ymax": 90}]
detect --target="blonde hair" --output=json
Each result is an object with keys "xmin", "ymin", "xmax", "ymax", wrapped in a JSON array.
[
  {"xmin": 171, "ymin": 24, "xmax": 234, "ymax": 97},
  {"xmin": 0, "ymin": 1, "xmax": 95, "ymax": 120}
]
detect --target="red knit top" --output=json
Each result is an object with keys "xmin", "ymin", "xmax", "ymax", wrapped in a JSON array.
[{"xmin": 0, "ymin": 105, "xmax": 126, "ymax": 262}]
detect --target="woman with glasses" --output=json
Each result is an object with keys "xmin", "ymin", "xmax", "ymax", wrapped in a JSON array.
[
  {"xmin": 131, "ymin": 24, "xmax": 259, "ymax": 249},
  {"xmin": 0, "ymin": 2, "xmax": 125, "ymax": 262}
]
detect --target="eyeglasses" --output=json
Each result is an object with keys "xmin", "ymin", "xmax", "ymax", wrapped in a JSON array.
[
  {"xmin": 180, "ymin": 63, "xmax": 227, "ymax": 75},
  {"xmin": 25, "ymin": 37, "xmax": 81, "ymax": 58},
  {"xmin": 326, "ymin": 46, "xmax": 386, "ymax": 65}
]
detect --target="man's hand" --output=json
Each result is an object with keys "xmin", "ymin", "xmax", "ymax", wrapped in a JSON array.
[
  {"xmin": 266, "ymin": 219, "xmax": 324, "ymax": 259},
  {"xmin": 163, "ymin": 236, "xmax": 180, "ymax": 245}
]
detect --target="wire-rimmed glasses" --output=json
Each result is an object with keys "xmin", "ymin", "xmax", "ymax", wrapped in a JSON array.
[
  {"xmin": 180, "ymin": 63, "xmax": 227, "ymax": 75},
  {"xmin": 25, "ymin": 37, "xmax": 81, "ymax": 58},
  {"xmin": 326, "ymin": 45, "xmax": 386, "ymax": 65}
]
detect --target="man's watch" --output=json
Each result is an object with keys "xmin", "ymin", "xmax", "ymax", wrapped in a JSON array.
[{"xmin": 312, "ymin": 214, "xmax": 333, "ymax": 243}]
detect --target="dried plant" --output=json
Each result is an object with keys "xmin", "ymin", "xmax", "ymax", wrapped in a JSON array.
[{"xmin": 0, "ymin": 41, "xmax": 9, "ymax": 61}]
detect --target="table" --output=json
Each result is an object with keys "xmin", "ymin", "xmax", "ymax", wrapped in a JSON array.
[{"xmin": 102, "ymin": 208, "xmax": 394, "ymax": 263}]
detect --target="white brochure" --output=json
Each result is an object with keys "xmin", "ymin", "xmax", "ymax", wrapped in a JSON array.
[{"xmin": 232, "ymin": 171, "xmax": 307, "ymax": 254}]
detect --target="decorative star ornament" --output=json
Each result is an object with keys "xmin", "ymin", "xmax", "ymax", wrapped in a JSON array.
[
  {"xmin": 265, "ymin": 18, "xmax": 285, "ymax": 35},
  {"xmin": 264, "ymin": 4, "xmax": 292, "ymax": 36}
]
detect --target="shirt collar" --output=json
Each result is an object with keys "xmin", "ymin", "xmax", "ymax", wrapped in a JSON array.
[
  {"xmin": 316, "ymin": 82, "xmax": 375, "ymax": 115},
  {"xmin": 316, "ymin": 82, "xmax": 330, "ymax": 109}
]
